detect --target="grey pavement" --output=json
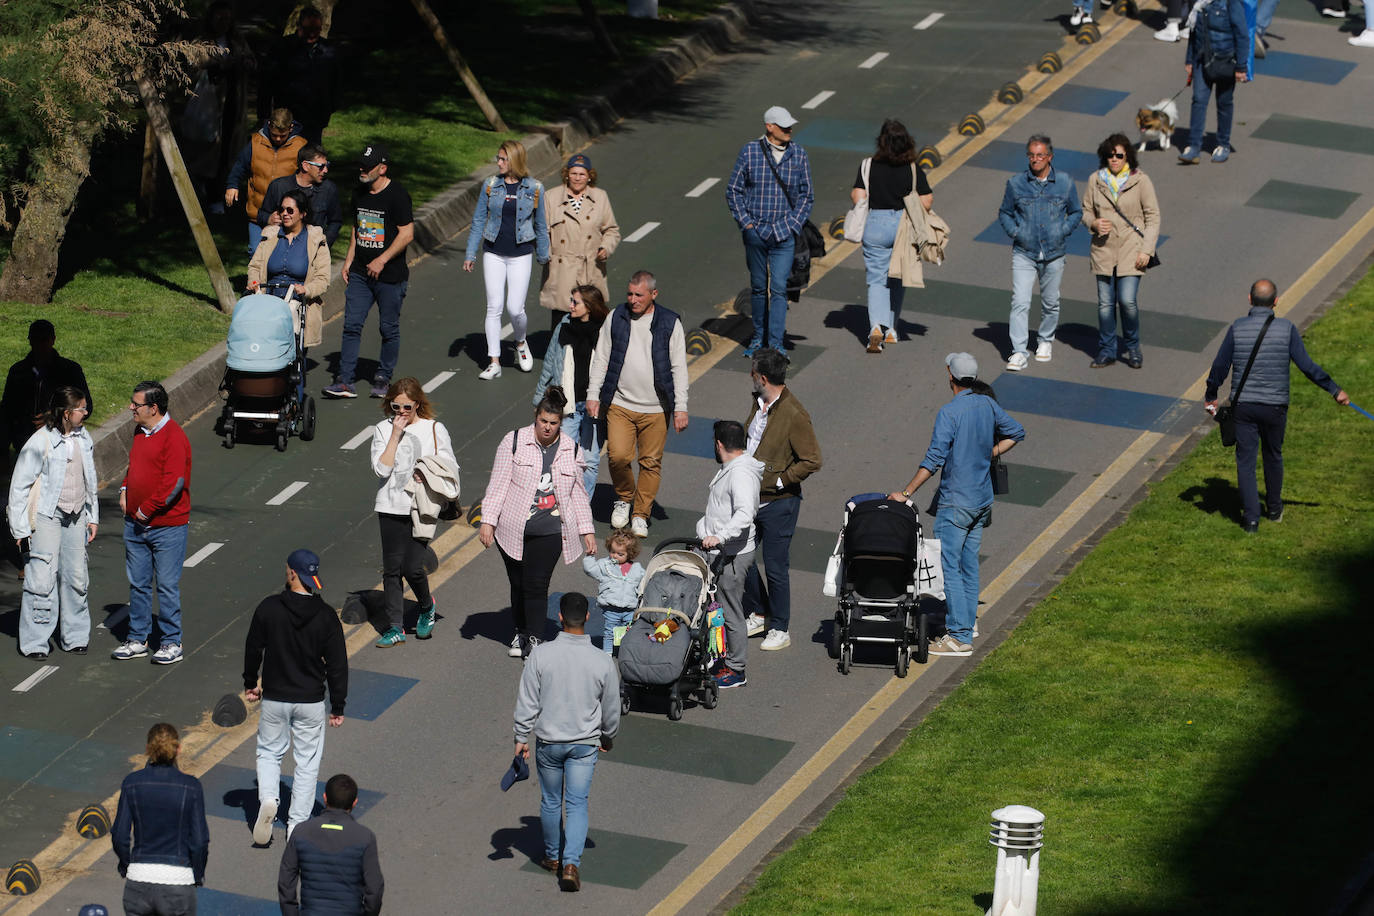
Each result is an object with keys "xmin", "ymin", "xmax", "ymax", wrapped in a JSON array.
[{"xmin": 6, "ymin": 0, "xmax": 1374, "ymax": 913}]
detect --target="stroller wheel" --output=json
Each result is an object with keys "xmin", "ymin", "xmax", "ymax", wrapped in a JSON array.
[
  {"xmin": 223, "ymin": 426, "xmax": 235, "ymax": 449},
  {"xmin": 299, "ymin": 396, "xmax": 317, "ymax": 442},
  {"xmin": 895, "ymin": 644, "xmax": 910, "ymax": 679},
  {"xmin": 839, "ymin": 641, "xmax": 853, "ymax": 676},
  {"xmin": 620, "ymin": 689, "xmax": 632, "ymax": 716},
  {"xmin": 667, "ymin": 693, "xmax": 684, "ymax": 721},
  {"xmin": 701, "ymin": 680, "xmax": 719, "ymax": 710},
  {"xmin": 827, "ymin": 618, "xmax": 843, "ymax": 660},
  {"xmin": 914, "ymin": 611, "xmax": 930, "ymax": 665},
  {"xmin": 275, "ymin": 430, "xmax": 288, "ymax": 452}
]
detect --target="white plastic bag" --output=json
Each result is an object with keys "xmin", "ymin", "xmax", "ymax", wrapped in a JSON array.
[
  {"xmin": 916, "ymin": 536, "xmax": 944, "ymax": 600},
  {"xmin": 822, "ymin": 533, "xmax": 843, "ymax": 597}
]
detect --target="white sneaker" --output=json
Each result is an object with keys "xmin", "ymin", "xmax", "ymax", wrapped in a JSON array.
[
  {"xmin": 1035, "ymin": 339, "xmax": 1053, "ymax": 362},
  {"xmin": 1070, "ymin": 7, "xmax": 1085, "ymax": 25},
  {"xmin": 151, "ymin": 643, "xmax": 183, "ymax": 665},
  {"xmin": 610, "ymin": 501, "xmax": 631, "ymax": 529},
  {"xmin": 760, "ymin": 629, "xmax": 791, "ymax": 651},
  {"xmin": 253, "ymin": 799, "xmax": 277, "ymax": 845},
  {"xmin": 508, "ymin": 635, "xmax": 523, "ymax": 658},
  {"xmin": 1154, "ymin": 20, "xmax": 1179, "ymax": 41},
  {"xmin": 516, "ymin": 341, "xmax": 534, "ymax": 372},
  {"xmin": 110, "ymin": 640, "xmax": 148, "ymax": 660},
  {"xmin": 1320, "ymin": 5, "xmax": 1346, "ymax": 16},
  {"xmin": 1080, "ymin": 10, "xmax": 1092, "ymax": 22},
  {"xmin": 631, "ymin": 516, "xmax": 649, "ymax": 538},
  {"xmin": 1178, "ymin": 25, "xmax": 1190, "ymax": 40},
  {"xmin": 1350, "ymin": 31, "xmax": 1374, "ymax": 46},
  {"xmin": 478, "ymin": 363, "xmax": 502, "ymax": 380},
  {"xmin": 1005, "ymin": 352, "xmax": 1029, "ymax": 371},
  {"xmin": 746, "ymin": 614, "xmax": 766, "ymax": 637},
  {"xmin": 928, "ymin": 634, "xmax": 973, "ymax": 657}
]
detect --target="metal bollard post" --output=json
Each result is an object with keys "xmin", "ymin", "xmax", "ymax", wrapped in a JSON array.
[{"xmin": 986, "ymin": 805, "xmax": 1044, "ymax": 916}]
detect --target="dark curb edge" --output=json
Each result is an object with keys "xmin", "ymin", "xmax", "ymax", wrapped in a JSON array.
[{"xmin": 89, "ymin": 0, "xmax": 760, "ymax": 485}]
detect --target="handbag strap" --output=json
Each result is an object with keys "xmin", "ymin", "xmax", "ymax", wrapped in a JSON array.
[
  {"xmin": 1102, "ymin": 185, "xmax": 1147, "ymax": 239},
  {"xmin": 760, "ymin": 139, "xmax": 796, "ymax": 211},
  {"xmin": 1232, "ymin": 314, "xmax": 1275, "ymax": 406},
  {"xmin": 861, "ymin": 157, "xmax": 871, "ymax": 191}
]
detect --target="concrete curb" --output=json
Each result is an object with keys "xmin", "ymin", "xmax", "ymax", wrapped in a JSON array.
[{"xmin": 87, "ymin": 0, "xmax": 759, "ymax": 486}]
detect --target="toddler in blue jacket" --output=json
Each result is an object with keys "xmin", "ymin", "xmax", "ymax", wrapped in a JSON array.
[{"xmin": 581, "ymin": 529, "xmax": 645, "ymax": 655}]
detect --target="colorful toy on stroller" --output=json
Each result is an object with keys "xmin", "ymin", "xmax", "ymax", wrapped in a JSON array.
[
  {"xmin": 616, "ymin": 538, "xmax": 723, "ymax": 721},
  {"xmin": 218, "ymin": 291, "xmax": 316, "ymax": 451},
  {"xmin": 825, "ymin": 493, "xmax": 932, "ymax": 676}
]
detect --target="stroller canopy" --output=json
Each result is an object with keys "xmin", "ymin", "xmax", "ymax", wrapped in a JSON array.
[
  {"xmin": 845, "ymin": 499, "xmax": 919, "ymax": 559},
  {"xmin": 227, "ymin": 294, "xmax": 295, "ymax": 372}
]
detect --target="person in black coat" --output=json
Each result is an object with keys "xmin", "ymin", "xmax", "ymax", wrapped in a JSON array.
[
  {"xmin": 278, "ymin": 773, "xmax": 384, "ymax": 916},
  {"xmin": 2, "ymin": 320, "xmax": 91, "ymax": 459}
]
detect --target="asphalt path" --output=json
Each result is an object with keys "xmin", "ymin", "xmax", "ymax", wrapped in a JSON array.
[{"xmin": 6, "ymin": 0, "xmax": 1374, "ymax": 912}]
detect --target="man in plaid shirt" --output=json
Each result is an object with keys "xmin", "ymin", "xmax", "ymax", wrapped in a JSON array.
[{"xmin": 725, "ymin": 105, "xmax": 814, "ymax": 356}]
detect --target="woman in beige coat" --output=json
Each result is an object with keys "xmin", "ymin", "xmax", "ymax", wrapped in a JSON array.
[
  {"xmin": 246, "ymin": 188, "xmax": 331, "ymax": 351},
  {"xmin": 1081, "ymin": 133, "xmax": 1160, "ymax": 370},
  {"xmin": 538, "ymin": 153, "xmax": 620, "ymax": 327}
]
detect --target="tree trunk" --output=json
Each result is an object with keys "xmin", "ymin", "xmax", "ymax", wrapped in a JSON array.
[
  {"xmin": 577, "ymin": 0, "xmax": 621, "ymax": 61},
  {"xmin": 137, "ymin": 121, "xmax": 160, "ymax": 222},
  {"xmin": 0, "ymin": 122, "xmax": 99, "ymax": 304},
  {"xmin": 408, "ymin": 0, "xmax": 509, "ymax": 132}
]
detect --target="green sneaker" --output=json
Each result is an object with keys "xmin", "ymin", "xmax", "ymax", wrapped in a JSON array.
[
  {"xmin": 416, "ymin": 604, "xmax": 436, "ymax": 640},
  {"xmin": 375, "ymin": 626, "xmax": 406, "ymax": 648}
]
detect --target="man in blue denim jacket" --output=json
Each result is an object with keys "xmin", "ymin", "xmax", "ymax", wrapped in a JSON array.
[{"xmin": 997, "ymin": 135, "xmax": 1081, "ymax": 372}]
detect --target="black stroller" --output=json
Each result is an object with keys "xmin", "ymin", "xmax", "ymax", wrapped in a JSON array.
[
  {"xmin": 617, "ymin": 538, "xmax": 722, "ymax": 721},
  {"xmin": 826, "ymin": 494, "xmax": 931, "ymax": 676},
  {"xmin": 217, "ymin": 292, "xmax": 316, "ymax": 451}
]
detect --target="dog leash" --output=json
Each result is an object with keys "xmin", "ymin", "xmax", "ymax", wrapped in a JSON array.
[{"xmin": 1349, "ymin": 402, "xmax": 1374, "ymax": 422}]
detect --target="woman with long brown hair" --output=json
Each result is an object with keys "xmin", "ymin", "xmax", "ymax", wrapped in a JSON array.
[{"xmin": 533, "ymin": 284, "xmax": 610, "ymax": 497}]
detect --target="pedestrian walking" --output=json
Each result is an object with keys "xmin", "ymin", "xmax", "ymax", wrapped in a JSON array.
[
  {"xmin": 1081, "ymin": 133, "xmax": 1160, "ymax": 370},
  {"xmin": 464, "ymin": 140, "xmax": 550, "ymax": 380},
  {"xmin": 258, "ymin": 144, "xmax": 343, "ymax": 247},
  {"xmin": 2, "ymin": 319, "xmax": 91, "ymax": 458},
  {"xmin": 224, "ymin": 108, "xmax": 307, "ymax": 257},
  {"xmin": 243, "ymin": 548, "xmax": 347, "ymax": 845},
  {"xmin": 697, "ymin": 420, "xmax": 762, "ymax": 689},
  {"xmin": 7, "ymin": 386, "xmax": 97, "ymax": 659},
  {"xmin": 111, "ymin": 723, "xmax": 209, "ymax": 916},
  {"xmin": 1179, "ymin": 0, "xmax": 1250, "ymax": 164},
  {"xmin": 324, "ymin": 143, "xmax": 414, "ymax": 400},
  {"xmin": 535, "ymin": 285, "xmax": 610, "ymax": 498},
  {"xmin": 997, "ymin": 134, "xmax": 1081, "ymax": 371},
  {"xmin": 743, "ymin": 349, "xmax": 822, "ymax": 653},
  {"xmin": 725, "ymin": 105, "xmax": 814, "ymax": 355},
  {"xmin": 113, "ymin": 381, "xmax": 192, "ymax": 665},
  {"xmin": 369, "ymin": 378, "xmax": 457, "ymax": 647},
  {"xmin": 1204, "ymin": 279, "xmax": 1348, "ymax": 533},
  {"xmin": 849, "ymin": 119, "xmax": 933, "ymax": 353},
  {"xmin": 581, "ymin": 529, "xmax": 644, "ymax": 656},
  {"xmin": 586, "ymin": 271, "xmax": 689, "ymax": 538},
  {"xmin": 513, "ymin": 592, "xmax": 620, "ymax": 892},
  {"xmin": 480, "ymin": 386, "xmax": 597, "ymax": 658},
  {"xmin": 278, "ymin": 774, "xmax": 383, "ymax": 916},
  {"xmin": 539, "ymin": 153, "xmax": 620, "ymax": 328},
  {"xmin": 257, "ymin": 5, "xmax": 340, "ymax": 145},
  {"xmin": 890, "ymin": 353, "xmax": 1025, "ymax": 656}
]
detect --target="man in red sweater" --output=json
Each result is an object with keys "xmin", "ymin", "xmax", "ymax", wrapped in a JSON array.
[{"xmin": 114, "ymin": 381, "xmax": 193, "ymax": 664}]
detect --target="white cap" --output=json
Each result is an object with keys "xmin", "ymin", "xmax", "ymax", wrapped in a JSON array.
[
  {"xmin": 763, "ymin": 105, "xmax": 798, "ymax": 128},
  {"xmin": 945, "ymin": 352, "xmax": 979, "ymax": 381}
]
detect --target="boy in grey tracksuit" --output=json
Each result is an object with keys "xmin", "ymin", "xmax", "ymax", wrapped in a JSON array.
[{"xmin": 696, "ymin": 420, "xmax": 763, "ymax": 688}]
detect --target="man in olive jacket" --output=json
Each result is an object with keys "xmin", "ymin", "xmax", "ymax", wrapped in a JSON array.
[{"xmin": 742, "ymin": 348, "xmax": 822, "ymax": 651}]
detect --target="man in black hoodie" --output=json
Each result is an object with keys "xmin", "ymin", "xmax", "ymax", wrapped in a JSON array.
[{"xmin": 244, "ymin": 548, "xmax": 347, "ymax": 846}]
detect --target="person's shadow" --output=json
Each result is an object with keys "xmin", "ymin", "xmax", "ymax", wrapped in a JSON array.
[
  {"xmin": 489, "ymin": 814, "xmax": 598, "ymax": 864},
  {"xmin": 1177, "ymin": 476, "xmax": 1242, "ymax": 520}
]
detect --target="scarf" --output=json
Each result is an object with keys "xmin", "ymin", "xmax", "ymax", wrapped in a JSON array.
[
  {"xmin": 1098, "ymin": 165, "xmax": 1131, "ymax": 201},
  {"xmin": 561, "ymin": 317, "xmax": 602, "ymax": 403}
]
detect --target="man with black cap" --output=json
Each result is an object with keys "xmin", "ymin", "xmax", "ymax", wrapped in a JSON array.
[
  {"xmin": 725, "ymin": 105, "xmax": 814, "ymax": 355},
  {"xmin": 325, "ymin": 142, "xmax": 414, "ymax": 400},
  {"xmin": 2, "ymin": 319, "xmax": 91, "ymax": 460},
  {"xmin": 243, "ymin": 548, "xmax": 348, "ymax": 845},
  {"xmin": 890, "ymin": 353, "xmax": 1025, "ymax": 657}
]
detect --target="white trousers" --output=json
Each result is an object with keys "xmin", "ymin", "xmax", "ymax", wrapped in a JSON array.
[{"xmin": 483, "ymin": 251, "xmax": 532, "ymax": 358}]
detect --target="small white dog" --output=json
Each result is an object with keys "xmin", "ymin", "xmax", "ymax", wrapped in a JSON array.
[{"xmin": 1135, "ymin": 98, "xmax": 1179, "ymax": 151}]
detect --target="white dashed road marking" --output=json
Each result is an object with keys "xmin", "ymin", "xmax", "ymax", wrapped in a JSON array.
[
  {"xmin": 183, "ymin": 543, "xmax": 224, "ymax": 568},
  {"xmin": 802, "ymin": 90, "xmax": 835, "ymax": 109},
  {"xmin": 341, "ymin": 428, "xmax": 373, "ymax": 451},
  {"xmin": 858, "ymin": 51, "xmax": 889, "ymax": 69},
  {"xmin": 914, "ymin": 12, "xmax": 944, "ymax": 29},
  {"xmin": 685, "ymin": 178, "xmax": 720, "ymax": 198},
  {"xmin": 266, "ymin": 481, "xmax": 310, "ymax": 506},
  {"xmin": 13, "ymin": 666, "xmax": 59, "ymax": 693},
  {"xmin": 624, "ymin": 221, "xmax": 661, "ymax": 243},
  {"xmin": 422, "ymin": 371, "xmax": 456, "ymax": 392}
]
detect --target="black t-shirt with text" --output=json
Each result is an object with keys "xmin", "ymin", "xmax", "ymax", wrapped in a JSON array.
[
  {"xmin": 351, "ymin": 179, "xmax": 413, "ymax": 283},
  {"xmin": 854, "ymin": 160, "xmax": 933, "ymax": 211}
]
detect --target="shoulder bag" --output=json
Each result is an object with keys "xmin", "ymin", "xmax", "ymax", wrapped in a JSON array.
[
  {"xmin": 843, "ymin": 157, "xmax": 871, "ymax": 243},
  {"xmin": 1215, "ymin": 314, "xmax": 1274, "ymax": 447},
  {"xmin": 1101, "ymin": 181, "xmax": 1161, "ymax": 269},
  {"xmin": 1199, "ymin": 2, "xmax": 1240, "ymax": 83},
  {"xmin": 760, "ymin": 140, "xmax": 826, "ymax": 295}
]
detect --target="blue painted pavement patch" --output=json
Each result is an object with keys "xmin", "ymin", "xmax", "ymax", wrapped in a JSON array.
[
  {"xmin": 331, "ymin": 669, "xmax": 419, "ymax": 721},
  {"xmin": 1255, "ymin": 50, "xmax": 1355, "ymax": 85},
  {"xmin": 1040, "ymin": 85, "xmax": 1130, "ymax": 116},
  {"xmin": 197, "ymin": 763, "xmax": 385, "ymax": 827},
  {"xmin": 965, "ymin": 140, "xmax": 1099, "ymax": 179},
  {"xmin": 198, "ymin": 888, "xmax": 279, "ymax": 915},
  {"xmin": 991, "ymin": 374, "xmax": 1184, "ymax": 431}
]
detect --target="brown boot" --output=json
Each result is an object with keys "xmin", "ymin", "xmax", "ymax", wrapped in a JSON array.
[
  {"xmin": 538, "ymin": 858, "xmax": 559, "ymax": 872},
  {"xmin": 559, "ymin": 863, "xmax": 581, "ymax": 892}
]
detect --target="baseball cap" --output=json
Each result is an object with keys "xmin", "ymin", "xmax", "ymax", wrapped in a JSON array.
[
  {"xmin": 499, "ymin": 753, "xmax": 530, "ymax": 791},
  {"xmin": 566, "ymin": 153, "xmax": 592, "ymax": 171},
  {"xmin": 763, "ymin": 105, "xmax": 798, "ymax": 128},
  {"xmin": 357, "ymin": 142, "xmax": 389, "ymax": 169},
  {"xmin": 80, "ymin": 906, "xmax": 110, "ymax": 916},
  {"xmin": 287, "ymin": 549, "xmax": 322, "ymax": 590},
  {"xmin": 945, "ymin": 352, "xmax": 979, "ymax": 381}
]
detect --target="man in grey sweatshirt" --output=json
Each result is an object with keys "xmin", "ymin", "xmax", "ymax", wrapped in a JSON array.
[
  {"xmin": 696, "ymin": 420, "xmax": 763, "ymax": 689},
  {"xmin": 513, "ymin": 592, "xmax": 619, "ymax": 892}
]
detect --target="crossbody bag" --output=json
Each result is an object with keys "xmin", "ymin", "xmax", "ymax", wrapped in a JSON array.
[
  {"xmin": 1101, "ymin": 181, "xmax": 1161, "ymax": 270},
  {"xmin": 1215, "ymin": 314, "xmax": 1274, "ymax": 447}
]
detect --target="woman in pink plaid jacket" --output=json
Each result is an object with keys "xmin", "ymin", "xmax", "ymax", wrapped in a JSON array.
[{"xmin": 479, "ymin": 386, "xmax": 598, "ymax": 658}]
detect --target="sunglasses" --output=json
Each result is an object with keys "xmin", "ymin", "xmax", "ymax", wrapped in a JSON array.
[
  {"xmin": 390, "ymin": 402, "xmax": 416, "ymax": 413},
  {"xmin": 279, "ymin": 206, "xmax": 297, "ymax": 214},
  {"xmin": 1107, "ymin": 152, "xmax": 1127, "ymax": 159},
  {"xmin": 305, "ymin": 161, "xmax": 329, "ymax": 169}
]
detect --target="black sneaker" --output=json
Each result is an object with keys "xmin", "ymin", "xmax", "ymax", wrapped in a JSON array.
[
  {"xmin": 1242, "ymin": 521, "xmax": 1259, "ymax": 534},
  {"xmin": 1264, "ymin": 506, "xmax": 1284, "ymax": 523}
]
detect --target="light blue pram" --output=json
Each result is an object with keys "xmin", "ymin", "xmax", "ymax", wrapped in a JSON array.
[{"xmin": 217, "ymin": 292, "xmax": 316, "ymax": 451}]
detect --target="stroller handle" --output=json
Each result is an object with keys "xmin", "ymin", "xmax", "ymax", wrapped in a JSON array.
[{"xmin": 651, "ymin": 536, "xmax": 704, "ymax": 555}]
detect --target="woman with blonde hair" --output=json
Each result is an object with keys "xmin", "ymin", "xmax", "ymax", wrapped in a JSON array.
[
  {"xmin": 464, "ymin": 140, "xmax": 551, "ymax": 380},
  {"xmin": 370, "ymin": 377, "xmax": 457, "ymax": 647},
  {"xmin": 538, "ymin": 153, "xmax": 620, "ymax": 328}
]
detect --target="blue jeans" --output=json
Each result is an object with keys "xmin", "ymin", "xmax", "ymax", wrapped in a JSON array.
[
  {"xmin": 1233, "ymin": 402, "xmax": 1287, "ymax": 525},
  {"xmin": 256, "ymin": 699, "xmax": 327, "ymax": 832},
  {"xmin": 536, "ymin": 742, "xmax": 598, "ymax": 867},
  {"xmin": 20, "ymin": 509, "xmax": 90, "ymax": 655},
  {"xmin": 1256, "ymin": 0, "xmax": 1278, "ymax": 34},
  {"xmin": 933, "ymin": 505, "xmax": 990, "ymax": 644},
  {"xmin": 598, "ymin": 605, "xmax": 634, "ymax": 655},
  {"xmin": 247, "ymin": 221, "xmax": 263, "ymax": 259},
  {"xmin": 124, "ymin": 521, "xmax": 189, "ymax": 646},
  {"xmin": 338, "ymin": 275, "xmax": 408, "ymax": 385},
  {"xmin": 1095, "ymin": 272, "xmax": 1141, "ymax": 360},
  {"xmin": 1009, "ymin": 250, "xmax": 1064, "ymax": 355},
  {"xmin": 744, "ymin": 496, "xmax": 801, "ymax": 632},
  {"xmin": 861, "ymin": 209, "xmax": 906, "ymax": 331},
  {"xmin": 1188, "ymin": 71, "xmax": 1236, "ymax": 151},
  {"xmin": 563, "ymin": 403, "xmax": 602, "ymax": 499},
  {"xmin": 742, "ymin": 227, "xmax": 794, "ymax": 351}
]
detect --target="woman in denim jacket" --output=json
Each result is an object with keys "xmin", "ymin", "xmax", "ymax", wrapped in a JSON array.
[
  {"xmin": 463, "ymin": 140, "xmax": 551, "ymax": 380},
  {"xmin": 6, "ymin": 385, "xmax": 98, "ymax": 659}
]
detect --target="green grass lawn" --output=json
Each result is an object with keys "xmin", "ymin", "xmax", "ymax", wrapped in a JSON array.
[{"xmin": 732, "ymin": 268, "xmax": 1374, "ymax": 914}]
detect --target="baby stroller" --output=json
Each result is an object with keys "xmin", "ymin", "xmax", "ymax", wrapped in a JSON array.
[
  {"xmin": 826, "ymin": 494, "xmax": 931, "ymax": 677},
  {"xmin": 218, "ymin": 291, "xmax": 316, "ymax": 451},
  {"xmin": 617, "ymin": 538, "xmax": 722, "ymax": 721}
]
